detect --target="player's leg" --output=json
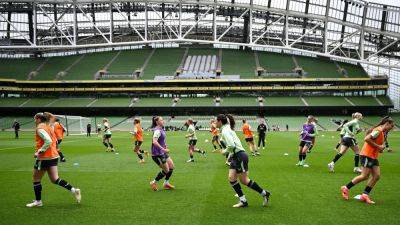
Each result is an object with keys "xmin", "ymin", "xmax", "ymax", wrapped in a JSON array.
[
  {"xmin": 351, "ymin": 144, "xmax": 361, "ymax": 173},
  {"xmin": 308, "ymin": 138, "xmax": 315, "ymax": 153},
  {"xmin": 150, "ymin": 157, "xmax": 169, "ymax": 191},
  {"xmin": 187, "ymin": 142, "xmax": 195, "ymax": 162},
  {"xmin": 341, "ymin": 165, "xmax": 371, "ymax": 200},
  {"xmin": 107, "ymin": 137, "xmax": 115, "ymax": 152},
  {"xmin": 251, "ymin": 140, "xmax": 259, "ymax": 155},
  {"xmin": 163, "ymin": 157, "xmax": 175, "ymax": 189},
  {"xmin": 301, "ymin": 145, "xmax": 310, "ymax": 167},
  {"xmin": 328, "ymin": 144, "xmax": 349, "ymax": 172},
  {"xmin": 239, "ymin": 172, "xmax": 270, "ymax": 206},
  {"xmin": 26, "ymin": 166, "xmax": 46, "ymax": 207},
  {"xmin": 360, "ymin": 165, "xmax": 380, "ymax": 204},
  {"xmin": 229, "ymin": 169, "xmax": 248, "ymax": 207},
  {"xmin": 134, "ymin": 142, "xmax": 144, "ymax": 163},
  {"xmin": 47, "ymin": 164, "xmax": 81, "ymax": 203},
  {"xmin": 102, "ymin": 136, "xmax": 109, "ymax": 151},
  {"xmin": 212, "ymin": 137, "xmax": 218, "ymax": 152},
  {"xmin": 192, "ymin": 139, "xmax": 205, "ymax": 156}
]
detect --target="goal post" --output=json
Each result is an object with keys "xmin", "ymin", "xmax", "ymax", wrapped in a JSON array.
[{"xmin": 54, "ymin": 115, "xmax": 92, "ymax": 135}]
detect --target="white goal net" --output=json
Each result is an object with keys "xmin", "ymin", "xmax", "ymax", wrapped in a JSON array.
[{"xmin": 54, "ymin": 115, "xmax": 92, "ymax": 135}]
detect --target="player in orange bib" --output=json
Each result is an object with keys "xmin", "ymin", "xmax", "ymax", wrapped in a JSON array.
[
  {"xmin": 26, "ymin": 112, "xmax": 81, "ymax": 208},
  {"xmin": 210, "ymin": 119, "xmax": 224, "ymax": 152},
  {"xmin": 131, "ymin": 118, "xmax": 149, "ymax": 163},
  {"xmin": 242, "ymin": 120, "xmax": 259, "ymax": 156},
  {"xmin": 340, "ymin": 116, "xmax": 395, "ymax": 204},
  {"xmin": 54, "ymin": 118, "xmax": 67, "ymax": 162}
]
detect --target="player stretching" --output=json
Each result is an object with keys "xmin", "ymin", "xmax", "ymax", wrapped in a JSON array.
[
  {"xmin": 102, "ymin": 118, "xmax": 115, "ymax": 152},
  {"xmin": 150, "ymin": 116, "xmax": 175, "ymax": 191},
  {"xmin": 296, "ymin": 116, "xmax": 318, "ymax": 167},
  {"xmin": 328, "ymin": 113, "xmax": 363, "ymax": 173},
  {"xmin": 210, "ymin": 119, "xmax": 224, "ymax": 152},
  {"xmin": 217, "ymin": 114, "xmax": 270, "ymax": 208},
  {"xmin": 132, "ymin": 118, "xmax": 148, "ymax": 163},
  {"xmin": 340, "ymin": 117, "xmax": 394, "ymax": 204},
  {"xmin": 26, "ymin": 112, "xmax": 81, "ymax": 207},
  {"xmin": 242, "ymin": 119, "xmax": 259, "ymax": 156},
  {"xmin": 54, "ymin": 118, "xmax": 67, "ymax": 162},
  {"xmin": 186, "ymin": 118, "xmax": 206, "ymax": 163}
]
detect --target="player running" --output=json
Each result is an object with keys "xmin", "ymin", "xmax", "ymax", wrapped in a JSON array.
[
  {"xmin": 340, "ymin": 117, "xmax": 395, "ymax": 204},
  {"xmin": 296, "ymin": 116, "xmax": 318, "ymax": 167},
  {"xmin": 210, "ymin": 119, "xmax": 224, "ymax": 152},
  {"xmin": 102, "ymin": 118, "xmax": 115, "ymax": 152},
  {"xmin": 242, "ymin": 119, "xmax": 259, "ymax": 156},
  {"xmin": 26, "ymin": 112, "xmax": 81, "ymax": 208},
  {"xmin": 328, "ymin": 113, "xmax": 363, "ymax": 173},
  {"xmin": 54, "ymin": 118, "xmax": 67, "ymax": 162},
  {"xmin": 186, "ymin": 118, "xmax": 206, "ymax": 163},
  {"xmin": 150, "ymin": 116, "xmax": 175, "ymax": 191},
  {"xmin": 131, "ymin": 118, "xmax": 148, "ymax": 163},
  {"xmin": 216, "ymin": 114, "xmax": 270, "ymax": 208},
  {"xmin": 334, "ymin": 119, "xmax": 349, "ymax": 151}
]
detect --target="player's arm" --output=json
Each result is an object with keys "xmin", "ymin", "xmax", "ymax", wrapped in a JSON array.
[
  {"xmin": 343, "ymin": 120, "xmax": 356, "ymax": 136},
  {"xmin": 364, "ymin": 131, "xmax": 384, "ymax": 152},
  {"xmin": 222, "ymin": 130, "xmax": 236, "ymax": 154},
  {"xmin": 37, "ymin": 129, "xmax": 52, "ymax": 154},
  {"xmin": 308, "ymin": 126, "xmax": 318, "ymax": 137},
  {"xmin": 131, "ymin": 126, "xmax": 138, "ymax": 135}
]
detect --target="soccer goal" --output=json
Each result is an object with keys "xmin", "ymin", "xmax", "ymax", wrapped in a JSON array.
[{"xmin": 54, "ymin": 115, "xmax": 92, "ymax": 135}]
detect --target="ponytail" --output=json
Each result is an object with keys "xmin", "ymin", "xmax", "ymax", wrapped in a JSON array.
[
  {"xmin": 227, "ymin": 114, "xmax": 235, "ymax": 130},
  {"xmin": 366, "ymin": 116, "xmax": 394, "ymax": 134},
  {"xmin": 151, "ymin": 116, "xmax": 159, "ymax": 128},
  {"xmin": 216, "ymin": 114, "xmax": 236, "ymax": 130},
  {"xmin": 43, "ymin": 112, "xmax": 54, "ymax": 123}
]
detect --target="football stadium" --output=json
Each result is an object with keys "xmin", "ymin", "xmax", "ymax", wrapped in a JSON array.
[{"xmin": 0, "ymin": 0, "xmax": 399, "ymax": 224}]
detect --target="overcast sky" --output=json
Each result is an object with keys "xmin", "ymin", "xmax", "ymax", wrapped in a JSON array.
[{"xmin": 366, "ymin": 0, "xmax": 400, "ymax": 6}]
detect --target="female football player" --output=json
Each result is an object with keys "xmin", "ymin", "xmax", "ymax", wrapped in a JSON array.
[
  {"xmin": 132, "ymin": 118, "xmax": 148, "ymax": 163},
  {"xmin": 328, "ymin": 113, "xmax": 363, "ymax": 173},
  {"xmin": 26, "ymin": 112, "xmax": 81, "ymax": 207},
  {"xmin": 217, "ymin": 114, "xmax": 270, "ymax": 208},
  {"xmin": 185, "ymin": 118, "xmax": 206, "ymax": 163},
  {"xmin": 242, "ymin": 119, "xmax": 259, "ymax": 156},
  {"xmin": 296, "ymin": 116, "xmax": 318, "ymax": 167},
  {"xmin": 102, "ymin": 118, "xmax": 115, "ymax": 152},
  {"xmin": 340, "ymin": 117, "xmax": 395, "ymax": 204},
  {"xmin": 150, "ymin": 116, "xmax": 175, "ymax": 191}
]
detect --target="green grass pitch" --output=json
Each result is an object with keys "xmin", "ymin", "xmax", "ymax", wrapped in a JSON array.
[{"xmin": 0, "ymin": 130, "xmax": 399, "ymax": 225}]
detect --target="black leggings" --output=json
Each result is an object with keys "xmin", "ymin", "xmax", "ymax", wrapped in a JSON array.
[{"xmin": 258, "ymin": 134, "xmax": 265, "ymax": 147}]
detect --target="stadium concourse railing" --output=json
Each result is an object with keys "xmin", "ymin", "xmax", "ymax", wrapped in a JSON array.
[
  {"xmin": 0, "ymin": 77, "xmax": 389, "ymax": 94},
  {"xmin": 0, "ymin": 105, "xmax": 391, "ymax": 117},
  {"xmin": 0, "ymin": 77, "xmax": 391, "ymax": 117}
]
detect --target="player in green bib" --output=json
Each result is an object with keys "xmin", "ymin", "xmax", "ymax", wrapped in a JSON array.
[
  {"xmin": 102, "ymin": 118, "xmax": 115, "ymax": 152},
  {"xmin": 185, "ymin": 119, "xmax": 206, "ymax": 163},
  {"xmin": 328, "ymin": 113, "xmax": 363, "ymax": 173}
]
